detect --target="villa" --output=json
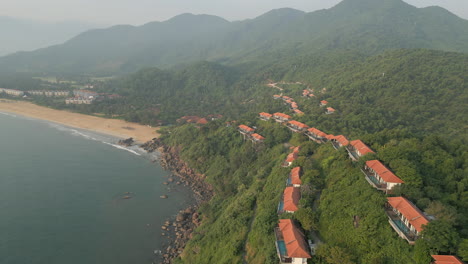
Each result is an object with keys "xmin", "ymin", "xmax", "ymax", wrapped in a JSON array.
[
  {"xmin": 386, "ymin": 197, "xmax": 429, "ymax": 244},
  {"xmin": 305, "ymin": 127, "xmax": 328, "ymax": 143},
  {"xmin": 330, "ymin": 135, "xmax": 349, "ymax": 149},
  {"xmin": 287, "ymin": 167, "xmax": 302, "ymax": 187},
  {"xmin": 259, "ymin": 112, "xmax": 273, "ymax": 121},
  {"xmin": 287, "ymin": 121, "xmax": 309, "ymax": 133},
  {"xmin": 278, "ymin": 187, "xmax": 301, "ymax": 214},
  {"xmin": 431, "ymin": 255, "xmax": 465, "ymax": 264},
  {"xmin": 346, "ymin": 139, "xmax": 374, "ymax": 161},
  {"xmin": 326, "ymin": 107, "xmax": 336, "ymax": 114},
  {"xmin": 274, "ymin": 219, "xmax": 311, "ymax": 264},
  {"xmin": 320, "ymin": 100, "xmax": 328, "ymax": 106},
  {"xmin": 251, "ymin": 133, "xmax": 265, "ymax": 143},
  {"xmin": 362, "ymin": 160, "xmax": 404, "ymax": 193},
  {"xmin": 273, "ymin": 113, "xmax": 292, "ymax": 123}
]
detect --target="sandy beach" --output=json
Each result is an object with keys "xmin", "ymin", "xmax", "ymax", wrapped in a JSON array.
[{"xmin": 0, "ymin": 99, "xmax": 159, "ymax": 142}]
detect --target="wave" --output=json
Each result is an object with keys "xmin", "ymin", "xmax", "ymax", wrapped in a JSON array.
[
  {"xmin": 47, "ymin": 123, "xmax": 142, "ymax": 156},
  {"xmin": 0, "ymin": 111, "xmax": 17, "ymax": 118}
]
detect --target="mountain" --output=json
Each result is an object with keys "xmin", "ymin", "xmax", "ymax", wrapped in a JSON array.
[
  {"xmin": 0, "ymin": 16, "xmax": 97, "ymax": 56},
  {"xmin": 0, "ymin": 0, "xmax": 467, "ymax": 74}
]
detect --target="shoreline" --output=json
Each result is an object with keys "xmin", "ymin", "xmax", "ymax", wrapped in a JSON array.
[{"xmin": 0, "ymin": 99, "xmax": 159, "ymax": 143}]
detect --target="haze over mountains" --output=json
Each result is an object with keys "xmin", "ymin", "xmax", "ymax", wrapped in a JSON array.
[
  {"xmin": 0, "ymin": 0, "xmax": 467, "ymax": 75},
  {"xmin": 0, "ymin": 16, "xmax": 97, "ymax": 56}
]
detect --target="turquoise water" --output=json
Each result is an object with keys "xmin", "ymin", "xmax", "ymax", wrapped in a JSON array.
[
  {"xmin": 277, "ymin": 240, "xmax": 287, "ymax": 256},
  {"xmin": 0, "ymin": 112, "xmax": 192, "ymax": 264}
]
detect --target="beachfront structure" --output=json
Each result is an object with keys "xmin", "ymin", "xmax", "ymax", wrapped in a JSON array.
[
  {"xmin": 273, "ymin": 113, "xmax": 292, "ymax": 123},
  {"xmin": 238, "ymin": 125, "xmax": 255, "ymax": 137},
  {"xmin": 326, "ymin": 107, "xmax": 336, "ymax": 114},
  {"xmin": 275, "ymin": 219, "xmax": 311, "ymax": 264},
  {"xmin": 283, "ymin": 147, "xmax": 300, "ymax": 167},
  {"xmin": 251, "ymin": 133, "xmax": 265, "ymax": 143},
  {"xmin": 346, "ymin": 139, "xmax": 374, "ymax": 161},
  {"xmin": 278, "ymin": 187, "xmax": 301, "ymax": 214},
  {"xmin": 259, "ymin": 112, "xmax": 272, "ymax": 121},
  {"xmin": 287, "ymin": 167, "xmax": 302, "ymax": 187},
  {"xmin": 431, "ymin": 255, "xmax": 465, "ymax": 264},
  {"xmin": 385, "ymin": 197, "xmax": 429, "ymax": 244},
  {"xmin": 73, "ymin": 89, "xmax": 98, "ymax": 99},
  {"xmin": 362, "ymin": 160, "xmax": 404, "ymax": 193},
  {"xmin": 65, "ymin": 97, "xmax": 93, "ymax": 104},
  {"xmin": 0, "ymin": 88, "xmax": 24, "ymax": 97},
  {"xmin": 320, "ymin": 100, "xmax": 328, "ymax": 106},
  {"xmin": 330, "ymin": 135, "xmax": 349, "ymax": 149},
  {"xmin": 28, "ymin": 90, "xmax": 70, "ymax": 97},
  {"xmin": 306, "ymin": 127, "xmax": 328, "ymax": 143},
  {"xmin": 287, "ymin": 121, "xmax": 309, "ymax": 133}
]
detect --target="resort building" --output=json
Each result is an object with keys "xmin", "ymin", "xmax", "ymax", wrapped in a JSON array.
[
  {"xmin": 283, "ymin": 147, "xmax": 300, "ymax": 167},
  {"xmin": 306, "ymin": 127, "xmax": 328, "ymax": 143},
  {"xmin": 287, "ymin": 167, "xmax": 302, "ymax": 187},
  {"xmin": 287, "ymin": 120, "xmax": 309, "ymax": 133},
  {"xmin": 362, "ymin": 160, "xmax": 404, "ymax": 193},
  {"xmin": 273, "ymin": 94, "xmax": 282, "ymax": 100},
  {"xmin": 273, "ymin": 113, "xmax": 292, "ymax": 123},
  {"xmin": 386, "ymin": 197, "xmax": 429, "ymax": 244},
  {"xmin": 278, "ymin": 187, "xmax": 301, "ymax": 214},
  {"xmin": 65, "ymin": 97, "xmax": 94, "ymax": 104},
  {"xmin": 73, "ymin": 89, "xmax": 98, "ymax": 99},
  {"xmin": 251, "ymin": 133, "xmax": 265, "ymax": 143},
  {"xmin": 290, "ymin": 102, "xmax": 298, "ymax": 110},
  {"xmin": 326, "ymin": 107, "xmax": 336, "ymax": 114},
  {"xmin": 259, "ymin": 112, "xmax": 272, "ymax": 121},
  {"xmin": 293, "ymin": 109, "xmax": 304, "ymax": 115},
  {"xmin": 346, "ymin": 139, "xmax": 374, "ymax": 161},
  {"xmin": 0, "ymin": 88, "xmax": 24, "ymax": 97},
  {"xmin": 330, "ymin": 135, "xmax": 349, "ymax": 149},
  {"xmin": 275, "ymin": 219, "xmax": 311, "ymax": 264},
  {"xmin": 431, "ymin": 255, "xmax": 465, "ymax": 264},
  {"xmin": 238, "ymin": 125, "xmax": 255, "ymax": 136},
  {"xmin": 320, "ymin": 100, "xmax": 328, "ymax": 106}
]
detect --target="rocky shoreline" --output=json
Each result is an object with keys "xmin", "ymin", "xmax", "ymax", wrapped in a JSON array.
[{"xmin": 141, "ymin": 138, "xmax": 213, "ymax": 264}]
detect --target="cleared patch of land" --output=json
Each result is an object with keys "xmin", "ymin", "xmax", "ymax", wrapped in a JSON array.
[{"xmin": 0, "ymin": 99, "xmax": 158, "ymax": 142}]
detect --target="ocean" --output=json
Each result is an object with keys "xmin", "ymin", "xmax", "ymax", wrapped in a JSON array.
[{"xmin": 0, "ymin": 112, "xmax": 191, "ymax": 264}]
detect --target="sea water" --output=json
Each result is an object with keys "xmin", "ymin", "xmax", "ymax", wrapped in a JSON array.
[{"xmin": 0, "ymin": 113, "xmax": 191, "ymax": 264}]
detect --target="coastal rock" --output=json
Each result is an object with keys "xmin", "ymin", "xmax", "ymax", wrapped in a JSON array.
[
  {"xmin": 118, "ymin": 137, "xmax": 134, "ymax": 147},
  {"xmin": 160, "ymin": 195, "xmax": 168, "ymax": 199}
]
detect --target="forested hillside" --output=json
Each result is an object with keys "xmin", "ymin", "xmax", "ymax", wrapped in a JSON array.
[{"xmin": 1, "ymin": 0, "xmax": 467, "ymax": 74}]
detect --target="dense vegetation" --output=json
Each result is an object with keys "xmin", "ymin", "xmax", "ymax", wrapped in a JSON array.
[{"xmin": 1, "ymin": 0, "xmax": 467, "ymax": 74}]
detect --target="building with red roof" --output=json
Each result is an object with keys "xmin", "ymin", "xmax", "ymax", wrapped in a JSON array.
[
  {"xmin": 288, "ymin": 167, "xmax": 302, "ymax": 187},
  {"xmin": 251, "ymin": 133, "xmax": 265, "ymax": 143},
  {"xmin": 283, "ymin": 147, "xmax": 300, "ymax": 167},
  {"xmin": 320, "ymin": 100, "xmax": 328, "ymax": 106},
  {"xmin": 386, "ymin": 197, "xmax": 429, "ymax": 244},
  {"xmin": 326, "ymin": 107, "xmax": 336, "ymax": 114},
  {"xmin": 279, "ymin": 187, "xmax": 301, "ymax": 213},
  {"xmin": 306, "ymin": 127, "xmax": 328, "ymax": 143},
  {"xmin": 346, "ymin": 140, "xmax": 374, "ymax": 161},
  {"xmin": 259, "ymin": 112, "xmax": 272, "ymax": 121},
  {"xmin": 275, "ymin": 219, "xmax": 311, "ymax": 264},
  {"xmin": 273, "ymin": 94, "xmax": 281, "ymax": 100},
  {"xmin": 293, "ymin": 109, "xmax": 304, "ymax": 115},
  {"xmin": 363, "ymin": 160, "xmax": 404, "ymax": 193},
  {"xmin": 273, "ymin": 113, "xmax": 292, "ymax": 123},
  {"xmin": 238, "ymin": 125, "xmax": 255, "ymax": 136},
  {"xmin": 330, "ymin": 135, "xmax": 349, "ymax": 149},
  {"xmin": 287, "ymin": 120, "xmax": 309, "ymax": 133},
  {"xmin": 432, "ymin": 255, "xmax": 465, "ymax": 264}
]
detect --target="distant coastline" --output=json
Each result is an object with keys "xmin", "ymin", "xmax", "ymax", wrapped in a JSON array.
[{"xmin": 0, "ymin": 99, "xmax": 159, "ymax": 143}]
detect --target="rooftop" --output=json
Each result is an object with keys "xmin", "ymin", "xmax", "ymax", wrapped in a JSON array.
[
  {"xmin": 366, "ymin": 160, "xmax": 404, "ymax": 183},
  {"xmin": 238, "ymin": 124, "xmax": 255, "ymax": 132},
  {"xmin": 387, "ymin": 197, "xmax": 429, "ymax": 232},
  {"xmin": 432, "ymin": 255, "xmax": 465, "ymax": 264},
  {"xmin": 278, "ymin": 219, "xmax": 311, "ymax": 259},
  {"xmin": 350, "ymin": 140, "xmax": 374, "ymax": 156},
  {"xmin": 283, "ymin": 187, "xmax": 301, "ymax": 212},
  {"xmin": 290, "ymin": 167, "xmax": 302, "ymax": 185},
  {"xmin": 307, "ymin": 127, "xmax": 327, "ymax": 138}
]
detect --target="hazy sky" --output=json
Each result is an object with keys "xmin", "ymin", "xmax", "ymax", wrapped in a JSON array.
[{"xmin": 1, "ymin": 0, "xmax": 467, "ymax": 25}]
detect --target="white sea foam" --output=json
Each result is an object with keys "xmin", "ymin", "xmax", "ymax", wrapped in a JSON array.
[
  {"xmin": 0, "ymin": 111, "xmax": 17, "ymax": 118},
  {"xmin": 103, "ymin": 142, "xmax": 142, "ymax": 156}
]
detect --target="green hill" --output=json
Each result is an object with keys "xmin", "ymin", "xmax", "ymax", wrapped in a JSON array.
[{"xmin": 1, "ymin": 0, "xmax": 467, "ymax": 74}]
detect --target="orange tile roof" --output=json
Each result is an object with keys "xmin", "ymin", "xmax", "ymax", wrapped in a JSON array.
[
  {"xmin": 432, "ymin": 255, "xmax": 465, "ymax": 264},
  {"xmin": 286, "ymin": 147, "xmax": 300, "ymax": 163},
  {"xmin": 238, "ymin": 125, "xmax": 255, "ymax": 133},
  {"xmin": 278, "ymin": 219, "xmax": 311, "ymax": 259},
  {"xmin": 326, "ymin": 134, "xmax": 335, "ymax": 140},
  {"xmin": 350, "ymin": 140, "xmax": 374, "ymax": 156},
  {"xmin": 251, "ymin": 133, "xmax": 265, "ymax": 141},
  {"xmin": 333, "ymin": 135, "xmax": 349, "ymax": 146},
  {"xmin": 293, "ymin": 109, "xmax": 304, "ymax": 115},
  {"xmin": 291, "ymin": 102, "xmax": 298, "ymax": 108},
  {"xmin": 320, "ymin": 100, "xmax": 328, "ymax": 105},
  {"xmin": 327, "ymin": 107, "xmax": 336, "ymax": 112},
  {"xmin": 288, "ymin": 120, "xmax": 309, "ymax": 129},
  {"xmin": 273, "ymin": 94, "xmax": 281, "ymax": 97},
  {"xmin": 283, "ymin": 187, "xmax": 301, "ymax": 212},
  {"xmin": 290, "ymin": 167, "xmax": 302, "ymax": 185},
  {"xmin": 259, "ymin": 112, "xmax": 272, "ymax": 118},
  {"xmin": 273, "ymin": 113, "xmax": 292, "ymax": 120},
  {"xmin": 196, "ymin": 118, "xmax": 208, "ymax": 124},
  {"xmin": 387, "ymin": 197, "xmax": 429, "ymax": 232},
  {"xmin": 307, "ymin": 127, "xmax": 327, "ymax": 138},
  {"xmin": 366, "ymin": 160, "xmax": 404, "ymax": 183}
]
